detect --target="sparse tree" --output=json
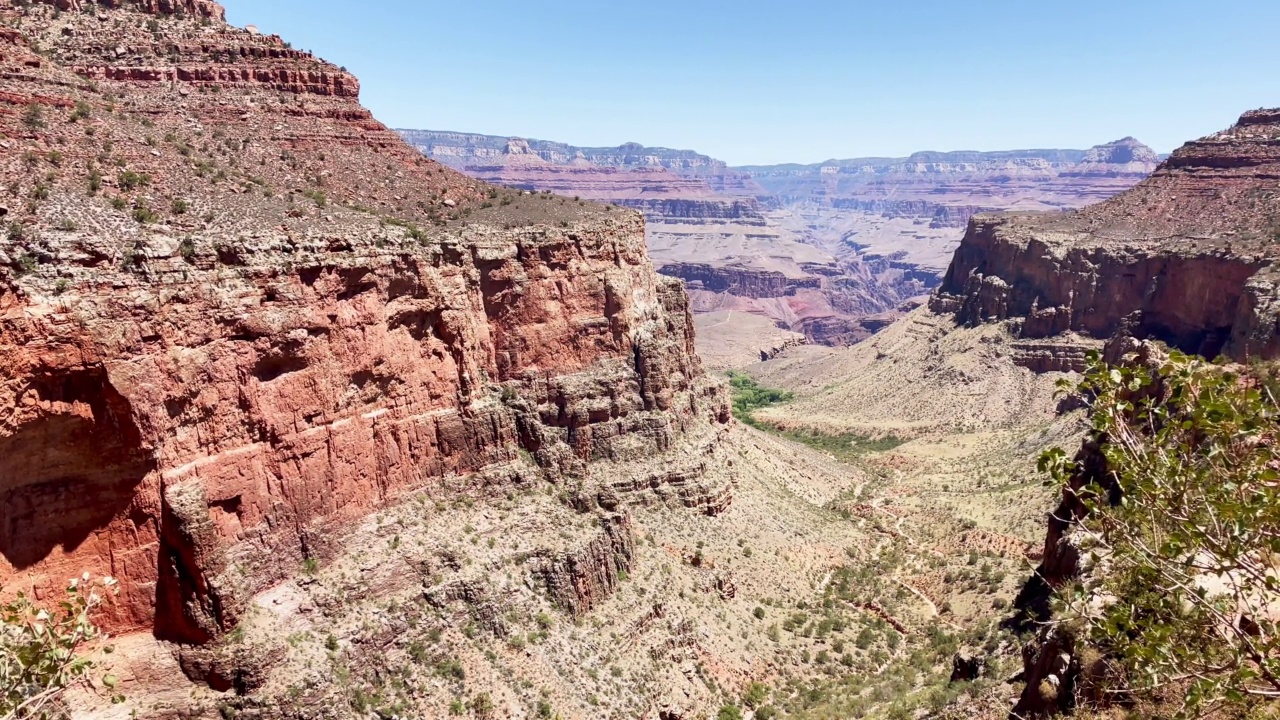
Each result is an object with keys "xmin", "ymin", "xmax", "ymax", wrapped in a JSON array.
[
  {"xmin": 1042, "ymin": 351, "xmax": 1280, "ymax": 716},
  {"xmin": 1, "ymin": 575, "xmax": 118, "ymax": 719},
  {"xmin": 21, "ymin": 104, "xmax": 44, "ymax": 131}
]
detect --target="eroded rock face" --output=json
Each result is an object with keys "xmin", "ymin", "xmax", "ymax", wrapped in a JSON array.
[
  {"xmin": 536, "ymin": 514, "xmax": 635, "ymax": 616},
  {"xmin": 2, "ymin": 214, "xmax": 725, "ymax": 642},
  {"xmin": 985, "ymin": 110, "xmax": 1280, "ymax": 716},
  {"xmin": 660, "ymin": 262, "xmax": 820, "ymax": 299},
  {"xmin": 55, "ymin": 0, "xmax": 225, "ymax": 20},
  {"xmin": 401, "ymin": 129, "xmax": 944, "ymax": 347},
  {"xmin": 932, "ymin": 109, "xmax": 1280, "ymax": 362},
  {"xmin": 0, "ymin": 0, "xmax": 728, "ymax": 648}
]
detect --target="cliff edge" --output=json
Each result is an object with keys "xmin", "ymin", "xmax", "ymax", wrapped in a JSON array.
[
  {"xmin": 933, "ymin": 109, "xmax": 1280, "ymax": 362},
  {"xmin": 0, "ymin": 0, "xmax": 728, "ymax": 654}
]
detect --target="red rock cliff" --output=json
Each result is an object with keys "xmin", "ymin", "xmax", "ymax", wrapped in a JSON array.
[
  {"xmin": 932, "ymin": 109, "xmax": 1280, "ymax": 361},
  {"xmin": 0, "ymin": 0, "xmax": 728, "ymax": 645}
]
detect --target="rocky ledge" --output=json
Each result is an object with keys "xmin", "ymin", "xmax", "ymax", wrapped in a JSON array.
[{"xmin": 931, "ymin": 108, "xmax": 1280, "ymax": 362}]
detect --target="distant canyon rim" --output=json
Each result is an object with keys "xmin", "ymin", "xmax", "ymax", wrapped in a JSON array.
[{"xmin": 400, "ymin": 130, "xmax": 1161, "ymax": 354}]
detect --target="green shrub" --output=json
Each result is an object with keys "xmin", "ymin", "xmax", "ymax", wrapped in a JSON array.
[
  {"xmin": 1043, "ymin": 350, "xmax": 1280, "ymax": 714},
  {"xmin": 302, "ymin": 188, "xmax": 327, "ymax": 207},
  {"xmin": 132, "ymin": 203, "xmax": 159, "ymax": 224},
  {"xmin": 15, "ymin": 253, "xmax": 37, "ymax": 276},
  {"xmin": 117, "ymin": 170, "xmax": 151, "ymax": 190},
  {"xmin": 468, "ymin": 692, "xmax": 493, "ymax": 715},
  {"xmin": 1, "ymin": 576, "xmax": 118, "ymax": 717},
  {"xmin": 22, "ymin": 103, "xmax": 44, "ymax": 130},
  {"xmin": 742, "ymin": 681, "xmax": 768, "ymax": 708},
  {"xmin": 726, "ymin": 371, "xmax": 793, "ymax": 424},
  {"xmin": 716, "ymin": 705, "xmax": 742, "ymax": 720},
  {"xmin": 434, "ymin": 658, "xmax": 465, "ymax": 681}
]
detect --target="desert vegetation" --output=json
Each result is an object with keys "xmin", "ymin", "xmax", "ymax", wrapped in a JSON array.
[
  {"xmin": 728, "ymin": 371, "xmax": 905, "ymax": 460},
  {"xmin": 1, "ymin": 576, "xmax": 117, "ymax": 719},
  {"xmin": 1040, "ymin": 351, "xmax": 1280, "ymax": 718}
]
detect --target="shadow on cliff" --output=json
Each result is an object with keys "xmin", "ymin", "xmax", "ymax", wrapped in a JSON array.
[{"xmin": 0, "ymin": 368, "xmax": 152, "ymax": 571}]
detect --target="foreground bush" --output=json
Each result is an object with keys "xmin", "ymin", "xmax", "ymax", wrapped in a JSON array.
[
  {"xmin": 1, "ymin": 575, "xmax": 116, "ymax": 719},
  {"xmin": 1041, "ymin": 351, "xmax": 1280, "ymax": 716}
]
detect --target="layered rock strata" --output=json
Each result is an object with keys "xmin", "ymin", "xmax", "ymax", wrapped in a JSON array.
[
  {"xmin": 932, "ymin": 109, "xmax": 1280, "ymax": 362},
  {"xmin": 0, "ymin": 0, "xmax": 728, "ymax": 656},
  {"xmin": 737, "ymin": 138, "xmax": 1160, "ymax": 207},
  {"xmin": 932, "ymin": 111, "xmax": 1280, "ymax": 716},
  {"xmin": 535, "ymin": 513, "xmax": 636, "ymax": 616},
  {"xmin": 401, "ymin": 130, "xmax": 941, "ymax": 346}
]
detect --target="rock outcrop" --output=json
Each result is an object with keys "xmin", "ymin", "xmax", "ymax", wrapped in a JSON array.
[
  {"xmin": 535, "ymin": 514, "xmax": 635, "ymax": 616},
  {"xmin": 659, "ymin": 262, "xmax": 820, "ymax": 299},
  {"xmin": 0, "ymin": 0, "xmax": 728, "ymax": 654},
  {"xmin": 932, "ymin": 109, "xmax": 1280, "ymax": 362}
]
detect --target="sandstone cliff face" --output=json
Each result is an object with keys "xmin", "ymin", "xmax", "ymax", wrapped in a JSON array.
[
  {"xmin": 932, "ymin": 110, "xmax": 1280, "ymax": 362},
  {"xmin": 0, "ymin": 0, "xmax": 728, "ymax": 652},
  {"xmin": 659, "ymin": 262, "xmax": 820, "ymax": 299}
]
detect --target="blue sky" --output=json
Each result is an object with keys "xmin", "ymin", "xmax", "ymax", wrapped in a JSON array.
[{"xmin": 221, "ymin": 1, "xmax": 1280, "ymax": 165}]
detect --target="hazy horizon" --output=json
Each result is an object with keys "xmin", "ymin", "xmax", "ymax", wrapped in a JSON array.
[
  {"xmin": 395, "ymin": 126, "xmax": 1168, "ymax": 167},
  {"xmin": 220, "ymin": 0, "xmax": 1280, "ymax": 165}
]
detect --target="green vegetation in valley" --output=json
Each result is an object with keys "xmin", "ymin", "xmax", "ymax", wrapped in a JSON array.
[
  {"xmin": 727, "ymin": 371, "xmax": 905, "ymax": 461},
  {"xmin": 727, "ymin": 371, "xmax": 793, "ymax": 424},
  {"xmin": 771, "ymin": 427, "xmax": 906, "ymax": 462}
]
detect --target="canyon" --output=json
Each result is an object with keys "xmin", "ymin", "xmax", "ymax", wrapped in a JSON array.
[
  {"xmin": 742, "ymin": 107, "xmax": 1280, "ymax": 718},
  {"xmin": 0, "ymin": 3, "xmax": 962, "ymax": 719},
  {"xmin": 402, "ymin": 130, "xmax": 1160, "ymax": 350},
  {"xmin": 0, "ymin": 2, "xmax": 750, "ymax": 715},
  {"xmin": 3, "ymin": 1, "xmax": 1277, "ymax": 719}
]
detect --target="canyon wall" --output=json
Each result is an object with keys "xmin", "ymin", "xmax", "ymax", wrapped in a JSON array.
[
  {"xmin": 0, "ymin": 0, "xmax": 728, "ymax": 651},
  {"xmin": 737, "ymin": 138, "xmax": 1159, "ymax": 207},
  {"xmin": 932, "ymin": 110, "xmax": 1280, "ymax": 362},
  {"xmin": 401, "ymin": 131, "xmax": 948, "ymax": 347}
]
